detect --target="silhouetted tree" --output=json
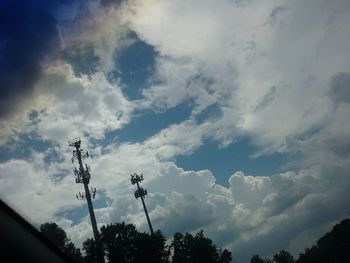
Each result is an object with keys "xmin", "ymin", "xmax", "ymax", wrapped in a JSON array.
[
  {"xmin": 40, "ymin": 222, "xmax": 83, "ymax": 262},
  {"xmin": 83, "ymin": 238, "xmax": 101, "ymax": 263},
  {"xmin": 133, "ymin": 230, "xmax": 170, "ymax": 263},
  {"xmin": 297, "ymin": 245, "xmax": 322, "ymax": 263},
  {"xmin": 100, "ymin": 222, "xmax": 138, "ymax": 262},
  {"xmin": 250, "ymin": 255, "xmax": 268, "ymax": 263},
  {"xmin": 171, "ymin": 230, "xmax": 232, "ymax": 263},
  {"xmin": 40, "ymin": 222, "xmax": 68, "ymax": 249},
  {"xmin": 64, "ymin": 241, "xmax": 84, "ymax": 262},
  {"xmin": 83, "ymin": 222, "xmax": 170, "ymax": 263},
  {"xmin": 297, "ymin": 219, "xmax": 350, "ymax": 263},
  {"xmin": 273, "ymin": 250, "xmax": 294, "ymax": 263},
  {"xmin": 217, "ymin": 248, "xmax": 233, "ymax": 263}
]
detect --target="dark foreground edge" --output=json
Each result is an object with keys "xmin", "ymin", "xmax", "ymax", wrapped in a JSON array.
[{"xmin": 0, "ymin": 199, "xmax": 76, "ymax": 263}]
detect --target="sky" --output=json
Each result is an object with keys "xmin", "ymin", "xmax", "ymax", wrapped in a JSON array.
[{"xmin": 1, "ymin": 0, "xmax": 350, "ymax": 261}]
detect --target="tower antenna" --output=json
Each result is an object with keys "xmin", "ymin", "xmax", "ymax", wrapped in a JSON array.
[
  {"xmin": 69, "ymin": 137, "xmax": 104, "ymax": 263},
  {"xmin": 131, "ymin": 173, "xmax": 154, "ymax": 235}
]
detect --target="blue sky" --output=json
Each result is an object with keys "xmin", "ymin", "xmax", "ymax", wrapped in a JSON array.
[
  {"xmin": 176, "ymin": 138, "xmax": 290, "ymax": 186},
  {"xmin": 1, "ymin": 0, "xmax": 350, "ymax": 262},
  {"xmin": 114, "ymin": 32, "xmax": 158, "ymax": 100}
]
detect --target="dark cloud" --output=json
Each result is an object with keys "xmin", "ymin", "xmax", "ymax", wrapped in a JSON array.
[
  {"xmin": 0, "ymin": 0, "xmax": 84, "ymax": 119},
  {"xmin": 265, "ymin": 5, "xmax": 288, "ymax": 28},
  {"xmin": 254, "ymin": 86, "xmax": 277, "ymax": 111},
  {"xmin": 100, "ymin": 0, "xmax": 126, "ymax": 8},
  {"xmin": 329, "ymin": 72, "xmax": 350, "ymax": 106},
  {"xmin": 61, "ymin": 43, "xmax": 100, "ymax": 76}
]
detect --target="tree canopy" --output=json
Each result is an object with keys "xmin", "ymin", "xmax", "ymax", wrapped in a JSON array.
[
  {"xmin": 40, "ymin": 222, "xmax": 69, "ymax": 249},
  {"xmin": 40, "ymin": 221, "xmax": 232, "ymax": 263},
  {"xmin": 40, "ymin": 217, "xmax": 350, "ymax": 263},
  {"xmin": 250, "ymin": 255, "xmax": 271, "ymax": 263},
  {"xmin": 296, "ymin": 218, "xmax": 350, "ymax": 263},
  {"xmin": 273, "ymin": 250, "xmax": 294, "ymax": 263},
  {"xmin": 249, "ymin": 218, "xmax": 350, "ymax": 263},
  {"xmin": 171, "ymin": 230, "xmax": 232, "ymax": 263},
  {"xmin": 82, "ymin": 222, "xmax": 170, "ymax": 263},
  {"xmin": 39, "ymin": 222, "xmax": 83, "ymax": 262},
  {"xmin": 83, "ymin": 223, "xmax": 232, "ymax": 263}
]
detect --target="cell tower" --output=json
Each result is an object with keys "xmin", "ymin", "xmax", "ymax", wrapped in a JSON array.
[
  {"xmin": 131, "ymin": 173, "xmax": 154, "ymax": 235},
  {"xmin": 69, "ymin": 138, "xmax": 104, "ymax": 263}
]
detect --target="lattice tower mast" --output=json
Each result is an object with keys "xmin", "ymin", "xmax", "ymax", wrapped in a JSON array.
[
  {"xmin": 69, "ymin": 138, "xmax": 104, "ymax": 263},
  {"xmin": 131, "ymin": 173, "xmax": 154, "ymax": 235}
]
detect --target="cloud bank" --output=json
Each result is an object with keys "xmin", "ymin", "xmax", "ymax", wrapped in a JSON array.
[{"xmin": 1, "ymin": 0, "xmax": 350, "ymax": 262}]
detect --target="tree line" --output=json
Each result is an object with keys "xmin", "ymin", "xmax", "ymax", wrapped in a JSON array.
[
  {"xmin": 40, "ymin": 222, "xmax": 232, "ymax": 263},
  {"xmin": 250, "ymin": 218, "xmax": 350, "ymax": 263},
  {"xmin": 40, "ymin": 218, "xmax": 350, "ymax": 263}
]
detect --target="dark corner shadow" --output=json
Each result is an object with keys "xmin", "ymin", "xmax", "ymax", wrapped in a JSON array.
[{"xmin": 0, "ymin": 199, "xmax": 76, "ymax": 263}]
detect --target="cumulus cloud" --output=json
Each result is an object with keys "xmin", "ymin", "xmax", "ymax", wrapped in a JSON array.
[
  {"xmin": 1, "ymin": 0, "xmax": 350, "ymax": 262},
  {"xmin": 54, "ymin": 155, "xmax": 349, "ymax": 261},
  {"xmin": 34, "ymin": 63, "xmax": 134, "ymax": 145},
  {"xmin": 2, "ymin": 132, "xmax": 350, "ymax": 261},
  {"xmin": 128, "ymin": 0, "xmax": 350, "ymax": 154},
  {"xmin": 0, "ymin": 153, "xmax": 81, "ymax": 223},
  {"xmin": 0, "ymin": 0, "xmax": 131, "ymax": 145},
  {"xmin": 0, "ymin": 61, "xmax": 134, "ymax": 147}
]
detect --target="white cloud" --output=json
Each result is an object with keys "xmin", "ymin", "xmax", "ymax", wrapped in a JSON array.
[
  {"xmin": 41, "ymin": 142, "xmax": 347, "ymax": 261},
  {"xmin": 56, "ymin": 217, "xmax": 94, "ymax": 249},
  {"xmin": 2, "ymin": 134, "xmax": 350, "ymax": 262},
  {"xmin": 1, "ymin": 0, "xmax": 350, "ymax": 262},
  {"xmin": 57, "ymin": 0, "xmax": 132, "ymax": 72},
  {"xmin": 127, "ymin": 0, "xmax": 350, "ymax": 154},
  {"xmin": 34, "ymin": 64, "xmax": 133, "ymax": 145},
  {"xmin": 0, "ymin": 155, "xmax": 81, "ymax": 223}
]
